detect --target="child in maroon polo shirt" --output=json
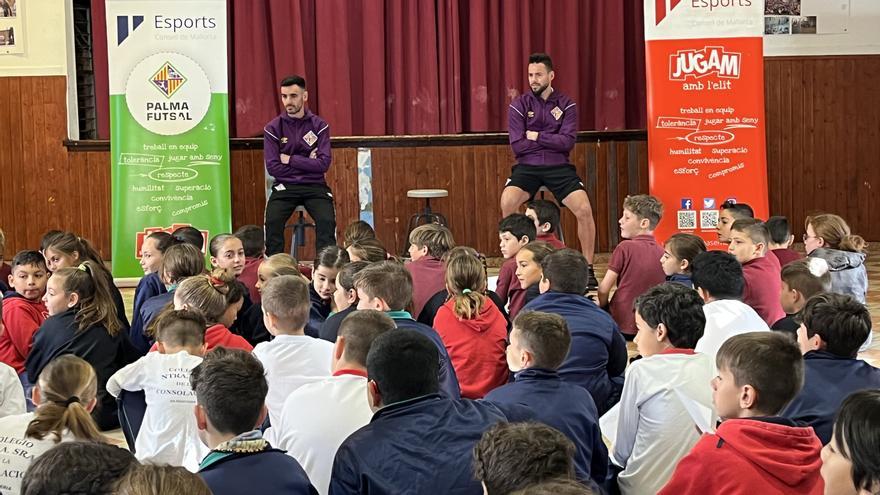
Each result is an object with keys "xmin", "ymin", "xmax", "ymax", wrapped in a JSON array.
[
  {"xmin": 728, "ymin": 218, "xmax": 785, "ymax": 325},
  {"xmin": 598, "ymin": 195, "xmax": 666, "ymax": 337}
]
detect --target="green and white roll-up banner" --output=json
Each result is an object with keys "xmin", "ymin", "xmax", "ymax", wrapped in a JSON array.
[{"xmin": 106, "ymin": 0, "xmax": 231, "ymax": 278}]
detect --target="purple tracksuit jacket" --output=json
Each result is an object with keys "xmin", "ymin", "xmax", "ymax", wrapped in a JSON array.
[
  {"xmin": 508, "ymin": 89, "xmax": 577, "ymax": 166},
  {"xmin": 263, "ymin": 110, "xmax": 331, "ymax": 185}
]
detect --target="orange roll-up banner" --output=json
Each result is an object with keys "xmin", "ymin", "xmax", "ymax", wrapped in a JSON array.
[{"xmin": 645, "ymin": 0, "xmax": 768, "ymax": 249}]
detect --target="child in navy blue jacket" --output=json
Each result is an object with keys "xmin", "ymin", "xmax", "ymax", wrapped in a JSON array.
[
  {"xmin": 193, "ymin": 347, "xmax": 317, "ymax": 495},
  {"xmin": 484, "ymin": 311, "xmax": 608, "ymax": 486},
  {"xmin": 522, "ymin": 249, "xmax": 627, "ymax": 413},
  {"xmin": 783, "ymin": 292, "xmax": 880, "ymax": 444}
]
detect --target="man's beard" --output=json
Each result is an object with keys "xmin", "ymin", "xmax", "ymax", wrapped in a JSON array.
[
  {"xmin": 286, "ymin": 103, "xmax": 302, "ymax": 115},
  {"xmin": 531, "ymin": 83, "xmax": 548, "ymax": 97}
]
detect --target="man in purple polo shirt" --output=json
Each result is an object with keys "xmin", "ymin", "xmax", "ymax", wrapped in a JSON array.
[
  {"xmin": 263, "ymin": 75, "xmax": 335, "ymax": 255},
  {"xmin": 502, "ymin": 53, "xmax": 598, "ymax": 288}
]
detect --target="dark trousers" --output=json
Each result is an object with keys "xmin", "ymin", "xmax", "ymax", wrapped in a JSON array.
[{"xmin": 264, "ymin": 183, "xmax": 337, "ymax": 256}]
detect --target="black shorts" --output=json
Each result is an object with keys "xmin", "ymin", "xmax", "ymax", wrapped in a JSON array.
[{"xmin": 505, "ymin": 164, "xmax": 586, "ymax": 202}]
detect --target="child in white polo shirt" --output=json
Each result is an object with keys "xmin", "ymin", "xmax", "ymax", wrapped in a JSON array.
[
  {"xmin": 107, "ymin": 309, "xmax": 208, "ymax": 471},
  {"xmin": 253, "ymin": 275, "xmax": 333, "ymax": 428}
]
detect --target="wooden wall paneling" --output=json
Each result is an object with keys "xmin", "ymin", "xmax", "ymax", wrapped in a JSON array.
[{"xmin": 0, "ymin": 77, "xmax": 23, "ymax": 255}]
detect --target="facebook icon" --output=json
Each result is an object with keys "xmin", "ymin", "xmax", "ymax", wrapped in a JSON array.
[{"xmin": 680, "ymin": 198, "xmax": 693, "ymax": 210}]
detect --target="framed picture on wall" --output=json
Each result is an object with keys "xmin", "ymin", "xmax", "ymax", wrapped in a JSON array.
[{"xmin": 0, "ymin": 0, "xmax": 22, "ymax": 54}]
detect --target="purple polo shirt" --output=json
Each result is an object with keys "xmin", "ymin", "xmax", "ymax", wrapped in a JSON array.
[
  {"xmin": 263, "ymin": 109, "xmax": 332, "ymax": 185},
  {"xmin": 607, "ymin": 235, "xmax": 666, "ymax": 335},
  {"xmin": 508, "ymin": 90, "xmax": 577, "ymax": 166}
]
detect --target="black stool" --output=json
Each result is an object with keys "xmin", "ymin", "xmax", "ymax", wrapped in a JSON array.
[
  {"xmin": 405, "ymin": 189, "xmax": 448, "ymax": 239},
  {"xmin": 284, "ymin": 206, "xmax": 315, "ymax": 260}
]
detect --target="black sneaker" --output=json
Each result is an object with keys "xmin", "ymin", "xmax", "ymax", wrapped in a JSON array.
[{"xmin": 587, "ymin": 264, "xmax": 599, "ymax": 291}]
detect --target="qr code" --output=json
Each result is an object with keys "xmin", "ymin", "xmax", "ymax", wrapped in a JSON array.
[
  {"xmin": 677, "ymin": 210, "xmax": 697, "ymax": 230},
  {"xmin": 701, "ymin": 210, "xmax": 719, "ymax": 230}
]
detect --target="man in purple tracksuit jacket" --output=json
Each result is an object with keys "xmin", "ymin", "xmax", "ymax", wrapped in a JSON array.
[
  {"xmin": 263, "ymin": 75, "xmax": 335, "ymax": 255},
  {"xmin": 502, "ymin": 53, "xmax": 599, "ymax": 287}
]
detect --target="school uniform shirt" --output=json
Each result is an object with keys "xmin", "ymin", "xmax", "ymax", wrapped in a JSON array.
[
  {"xmin": 0, "ymin": 363, "xmax": 24, "ymax": 419},
  {"xmin": 309, "ymin": 284, "xmax": 332, "ymax": 336},
  {"xmin": 537, "ymin": 232, "xmax": 565, "ymax": 249},
  {"xmin": 150, "ymin": 324, "xmax": 253, "ymax": 353},
  {"xmin": 25, "ymin": 308, "xmax": 135, "ymax": 431},
  {"xmin": 522, "ymin": 291, "xmax": 628, "ymax": 414},
  {"xmin": 495, "ymin": 256, "xmax": 527, "ymax": 319},
  {"xmin": 266, "ymin": 370, "xmax": 373, "ymax": 495},
  {"xmin": 771, "ymin": 314, "xmax": 800, "ymax": 336},
  {"xmin": 695, "ymin": 299, "xmax": 769, "ymax": 362},
  {"xmin": 509, "ymin": 89, "xmax": 577, "ymax": 166},
  {"xmin": 783, "ymin": 350, "xmax": 880, "ymax": 444},
  {"xmin": 741, "ymin": 255, "xmax": 785, "ymax": 325},
  {"xmin": 771, "ymin": 248, "xmax": 801, "ymax": 268},
  {"xmin": 199, "ymin": 431, "xmax": 318, "ymax": 495},
  {"xmin": 131, "ymin": 272, "xmax": 166, "ymax": 328},
  {"xmin": 329, "ymin": 394, "xmax": 532, "ymax": 495},
  {"xmin": 389, "ymin": 312, "xmax": 462, "ymax": 399},
  {"xmin": 659, "ymin": 417, "xmax": 823, "ymax": 495},
  {"xmin": 607, "ymin": 235, "xmax": 667, "ymax": 335},
  {"xmin": 264, "ymin": 109, "xmax": 332, "ymax": 186},
  {"xmin": 238, "ymin": 257, "xmax": 263, "ymax": 305},
  {"xmin": 405, "ymin": 256, "xmax": 446, "ymax": 319},
  {"xmin": 319, "ymin": 306, "xmax": 356, "ymax": 343},
  {"xmin": 612, "ymin": 349, "xmax": 714, "ymax": 495},
  {"xmin": 234, "ymin": 303, "xmax": 273, "ymax": 347},
  {"xmin": 0, "ymin": 412, "xmax": 75, "ymax": 495},
  {"xmin": 433, "ymin": 299, "xmax": 508, "ymax": 399},
  {"xmin": 106, "ymin": 351, "xmax": 208, "ymax": 471},
  {"xmin": 666, "ymin": 273, "xmax": 693, "ymax": 288},
  {"xmin": 130, "ymin": 291, "xmax": 174, "ymax": 355},
  {"xmin": 253, "ymin": 335, "xmax": 333, "ymax": 427},
  {"xmin": 809, "ymin": 247, "xmax": 869, "ymax": 304},
  {"xmin": 0, "ymin": 292, "xmax": 48, "ymax": 374},
  {"xmin": 484, "ymin": 368, "xmax": 608, "ymax": 485}
]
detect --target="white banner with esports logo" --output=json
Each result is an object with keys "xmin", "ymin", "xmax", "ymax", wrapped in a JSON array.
[
  {"xmin": 645, "ymin": 0, "xmax": 769, "ymax": 248},
  {"xmin": 106, "ymin": 0, "xmax": 230, "ymax": 276}
]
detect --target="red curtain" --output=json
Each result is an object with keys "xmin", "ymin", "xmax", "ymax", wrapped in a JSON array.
[{"xmin": 91, "ymin": 0, "xmax": 646, "ymax": 138}]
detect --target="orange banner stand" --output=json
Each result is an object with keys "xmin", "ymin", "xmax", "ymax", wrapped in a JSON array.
[{"xmin": 645, "ymin": 0, "xmax": 768, "ymax": 249}]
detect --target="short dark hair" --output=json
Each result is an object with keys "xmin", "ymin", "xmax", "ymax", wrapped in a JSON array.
[
  {"xmin": 526, "ymin": 200, "xmax": 561, "ymax": 234},
  {"xmin": 634, "ymin": 284, "xmax": 705, "ymax": 349},
  {"xmin": 730, "ymin": 218, "xmax": 770, "ymax": 246},
  {"xmin": 155, "ymin": 309, "xmax": 206, "ymax": 348},
  {"xmin": 541, "ymin": 249, "xmax": 589, "ymax": 294},
  {"xmin": 354, "ymin": 261, "xmax": 412, "ymax": 311},
  {"xmin": 801, "ymin": 293, "xmax": 871, "ymax": 358},
  {"xmin": 190, "ymin": 347, "xmax": 268, "ymax": 435},
  {"xmin": 233, "ymin": 225, "xmax": 265, "ymax": 258},
  {"xmin": 261, "ymin": 275, "xmax": 311, "ymax": 329},
  {"xmin": 170, "ymin": 226, "xmax": 205, "ymax": 250},
  {"xmin": 316, "ymin": 245, "xmax": 349, "ymax": 270},
  {"xmin": 337, "ymin": 261, "xmax": 371, "ymax": 293},
  {"xmin": 473, "ymin": 422, "xmax": 575, "ymax": 495},
  {"xmin": 716, "ymin": 332, "xmax": 804, "ymax": 415},
  {"xmin": 832, "ymin": 390, "xmax": 880, "ymax": 493},
  {"xmin": 528, "ymin": 53, "xmax": 553, "ymax": 71},
  {"xmin": 11, "ymin": 250, "xmax": 47, "ymax": 272},
  {"xmin": 513, "ymin": 312, "xmax": 571, "ymax": 369},
  {"xmin": 280, "ymin": 75, "xmax": 306, "ymax": 89},
  {"xmin": 781, "ymin": 258, "xmax": 831, "ymax": 298},
  {"xmin": 21, "ymin": 441, "xmax": 137, "ymax": 495},
  {"xmin": 338, "ymin": 310, "xmax": 397, "ymax": 366},
  {"xmin": 720, "ymin": 200, "xmax": 754, "ymax": 220},
  {"xmin": 499, "ymin": 214, "xmax": 537, "ymax": 243},
  {"xmin": 765, "ymin": 216, "xmax": 792, "ymax": 245},
  {"xmin": 690, "ymin": 251, "xmax": 744, "ymax": 300},
  {"xmin": 367, "ymin": 329, "xmax": 439, "ymax": 405}
]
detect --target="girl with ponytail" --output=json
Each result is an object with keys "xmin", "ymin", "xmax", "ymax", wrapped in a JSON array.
[
  {"xmin": 804, "ymin": 213, "xmax": 869, "ymax": 304},
  {"xmin": 0, "ymin": 354, "xmax": 106, "ymax": 495},
  {"xmin": 26, "ymin": 261, "xmax": 134, "ymax": 431},
  {"xmin": 43, "ymin": 232, "xmax": 130, "ymax": 332},
  {"xmin": 432, "ymin": 250, "xmax": 509, "ymax": 399},
  {"xmin": 168, "ymin": 268, "xmax": 253, "ymax": 352}
]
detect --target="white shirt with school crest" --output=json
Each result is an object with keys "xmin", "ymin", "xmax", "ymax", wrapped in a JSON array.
[
  {"xmin": 0, "ymin": 363, "xmax": 24, "ymax": 419},
  {"xmin": 0, "ymin": 412, "xmax": 72, "ymax": 495},
  {"xmin": 265, "ymin": 373, "xmax": 373, "ymax": 495},
  {"xmin": 253, "ymin": 335, "xmax": 333, "ymax": 427},
  {"xmin": 611, "ymin": 351, "xmax": 715, "ymax": 495},
  {"xmin": 106, "ymin": 351, "xmax": 207, "ymax": 471},
  {"xmin": 695, "ymin": 299, "xmax": 770, "ymax": 362}
]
